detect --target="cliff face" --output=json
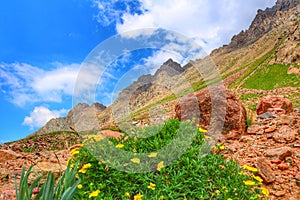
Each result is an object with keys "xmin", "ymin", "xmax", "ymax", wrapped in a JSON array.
[
  {"xmin": 225, "ymin": 0, "xmax": 300, "ymax": 52},
  {"xmin": 111, "ymin": 59, "xmax": 185, "ymax": 121},
  {"xmin": 33, "ymin": 103, "xmax": 106, "ymax": 135}
]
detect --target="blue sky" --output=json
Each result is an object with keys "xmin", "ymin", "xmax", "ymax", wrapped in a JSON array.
[{"xmin": 0, "ymin": 0, "xmax": 277, "ymax": 143}]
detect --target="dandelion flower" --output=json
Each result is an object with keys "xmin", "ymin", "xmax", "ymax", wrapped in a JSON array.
[
  {"xmin": 147, "ymin": 182, "xmax": 156, "ymax": 190},
  {"xmin": 89, "ymin": 190, "xmax": 100, "ymax": 198},
  {"xmin": 243, "ymin": 180, "xmax": 256, "ymax": 186},
  {"xmin": 116, "ymin": 143, "xmax": 124, "ymax": 148},
  {"xmin": 199, "ymin": 127, "xmax": 208, "ymax": 133},
  {"xmin": 130, "ymin": 157, "xmax": 140, "ymax": 164},
  {"xmin": 215, "ymin": 190, "xmax": 220, "ymax": 195},
  {"xmin": 148, "ymin": 152, "xmax": 157, "ymax": 158},
  {"xmin": 218, "ymin": 144, "xmax": 225, "ymax": 150},
  {"xmin": 261, "ymin": 187, "xmax": 269, "ymax": 197},
  {"xmin": 77, "ymin": 184, "xmax": 82, "ymax": 189},
  {"xmin": 125, "ymin": 192, "xmax": 130, "ymax": 198},
  {"xmin": 134, "ymin": 193, "xmax": 143, "ymax": 200},
  {"xmin": 157, "ymin": 161, "xmax": 164, "ymax": 171},
  {"xmin": 70, "ymin": 148, "xmax": 79, "ymax": 156},
  {"xmin": 242, "ymin": 165, "xmax": 258, "ymax": 173},
  {"xmin": 253, "ymin": 175, "xmax": 263, "ymax": 183},
  {"xmin": 79, "ymin": 163, "xmax": 92, "ymax": 173}
]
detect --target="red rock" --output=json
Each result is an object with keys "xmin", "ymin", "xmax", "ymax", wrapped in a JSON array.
[
  {"xmin": 270, "ymin": 159, "xmax": 282, "ymax": 164},
  {"xmin": 247, "ymin": 124, "xmax": 263, "ymax": 135},
  {"xmin": 278, "ymin": 163, "xmax": 289, "ymax": 170},
  {"xmin": 256, "ymin": 96, "xmax": 293, "ymax": 115},
  {"xmin": 175, "ymin": 86, "xmax": 246, "ymax": 137},
  {"xmin": 273, "ymin": 190, "xmax": 286, "ymax": 197},
  {"xmin": 255, "ymin": 157, "xmax": 276, "ymax": 183},
  {"xmin": 0, "ymin": 188, "xmax": 16, "ymax": 200},
  {"xmin": 264, "ymin": 125, "xmax": 277, "ymax": 133},
  {"xmin": 0, "ymin": 150, "xmax": 22, "ymax": 163},
  {"xmin": 265, "ymin": 146, "xmax": 293, "ymax": 160},
  {"xmin": 295, "ymin": 171, "xmax": 300, "ymax": 180},
  {"xmin": 273, "ymin": 125, "xmax": 296, "ymax": 143}
]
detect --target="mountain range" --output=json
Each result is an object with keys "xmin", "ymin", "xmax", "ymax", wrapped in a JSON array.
[{"xmin": 32, "ymin": 0, "xmax": 300, "ymax": 136}]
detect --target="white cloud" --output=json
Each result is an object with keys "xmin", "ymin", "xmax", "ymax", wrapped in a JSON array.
[
  {"xmin": 23, "ymin": 106, "xmax": 67, "ymax": 129},
  {"xmin": 0, "ymin": 62, "xmax": 80, "ymax": 107},
  {"xmin": 94, "ymin": 0, "xmax": 277, "ymax": 52}
]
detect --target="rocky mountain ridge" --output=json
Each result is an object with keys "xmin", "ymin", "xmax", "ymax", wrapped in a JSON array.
[
  {"xmin": 222, "ymin": 0, "xmax": 300, "ymax": 52},
  {"xmin": 33, "ymin": 102, "xmax": 106, "ymax": 136},
  {"xmin": 33, "ymin": 0, "xmax": 300, "ymax": 138}
]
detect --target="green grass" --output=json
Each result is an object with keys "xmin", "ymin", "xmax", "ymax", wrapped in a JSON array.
[
  {"xmin": 239, "ymin": 93, "xmax": 264, "ymax": 111},
  {"xmin": 243, "ymin": 64, "xmax": 300, "ymax": 90},
  {"xmin": 229, "ymin": 48, "xmax": 275, "ymax": 89},
  {"xmin": 240, "ymin": 93, "xmax": 263, "ymax": 101},
  {"xmin": 68, "ymin": 119, "xmax": 268, "ymax": 199}
]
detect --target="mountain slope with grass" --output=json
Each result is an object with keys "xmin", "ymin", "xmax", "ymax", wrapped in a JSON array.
[{"xmin": 33, "ymin": 0, "xmax": 300, "ymax": 135}]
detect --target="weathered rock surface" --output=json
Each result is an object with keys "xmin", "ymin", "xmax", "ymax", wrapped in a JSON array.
[
  {"xmin": 175, "ymin": 86, "xmax": 247, "ymax": 137},
  {"xmin": 220, "ymin": 109, "xmax": 300, "ymax": 199},
  {"xmin": 225, "ymin": 0, "xmax": 300, "ymax": 52},
  {"xmin": 255, "ymin": 157, "xmax": 276, "ymax": 183},
  {"xmin": 256, "ymin": 96, "xmax": 294, "ymax": 115},
  {"xmin": 33, "ymin": 102, "xmax": 106, "ymax": 136},
  {"xmin": 265, "ymin": 146, "xmax": 293, "ymax": 160},
  {"xmin": 0, "ymin": 150, "xmax": 21, "ymax": 163}
]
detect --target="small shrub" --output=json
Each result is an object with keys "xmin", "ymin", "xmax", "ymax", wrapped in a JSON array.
[{"xmin": 70, "ymin": 119, "xmax": 268, "ymax": 199}]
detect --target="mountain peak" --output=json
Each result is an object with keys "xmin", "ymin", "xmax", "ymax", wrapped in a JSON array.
[
  {"xmin": 221, "ymin": 0, "xmax": 300, "ymax": 52},
  {"xmin": 154, "ymin": 58, "xmax": 184, "ymax": 77}
]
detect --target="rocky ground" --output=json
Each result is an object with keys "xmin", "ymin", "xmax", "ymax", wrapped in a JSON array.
[
  {"xmin": 0, "ymin": 133, "xmax": 81, "ymax": 199},
  {"xmin": 1, "ymin": 95, "xmax": 300, "ymax": 200},
  {"xmin": 219, "ymin": 104, "xmax": 300, "ymax": 199}
]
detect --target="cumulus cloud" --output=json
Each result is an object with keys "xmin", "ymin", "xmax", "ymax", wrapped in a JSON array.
[
  {"xmin": 23, "ymin": 106, "xmax": 67, "ymax": 129},
  {"xmin": 0, "ymin": 62, "xmax": 80, "ymax": 107},
  {"xmin": 93, "ymin": 0, "xmax": 277, "ymax": 52}
]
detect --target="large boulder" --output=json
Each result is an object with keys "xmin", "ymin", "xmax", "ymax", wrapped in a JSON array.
[
  {"xmin": 256, "ymin": 96, "xmax": 293, "ymax": 115},
  {"xmin": 175, "ymin": 86, "xmax": 247, "ymax": 138}
]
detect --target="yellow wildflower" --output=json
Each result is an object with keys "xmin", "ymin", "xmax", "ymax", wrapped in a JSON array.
[
  {"xmin": 261, "ymin": 187, "xmax": 269, "ymax": 197},
  {"xmin": 125, "ymin": 192, "xmax": 130, "ymax": 198},
  {"xmin": 199, "ymin": 127, "xmax": 208, "ymax": 133},
  {"xmin": 218, "ymin": 144, "xmax": 225, "ymax": 150},
  {"xmin": 243, "ymin": 180, "xmax": 256, "ymax": 186},
  {"xmin": 158, "ymin": 196, "xmax": 164, "ymax": 200},
  {"xmin": 147, "ymin": 182, "xmax": 156, "ymax": 190},
  {"xmin": 238, "ymin": 171, "xmax": 247, "ymax": 176},
  {"xmin": 89, "ymin": 190, "xmax": 100, "ymax": 198},
  {"xmin": 130, "ymin": 157, "xmax": 140, "ymax": 164},
  {"xmin": 253, "ymin": 175, "xmax": 263, "ymax": 183},
  {"xmin": 77, "ymin": 184, "xmax": 82, "ymax": 189},
  {"xmin": 148, "ymin": 152, "xmax": 157, "ymax": 158},
  {"xmin": 215, "ymin": 190, "xmax": 220, "ymax": 195},
  {"xmin": 70, "ymin": 148, "xmax": 79, "ymax": 156},
  {"xmin": 157, "ymin": 161, "xmax": 164, "ymax": 171},
  {"xmin": 227, "ymin": 198, "xmax": 233, "ymax": 200},
  {"xmin": 242, "ymin": 165, "xmax": 258, "ymax": 173},
  {"xmin": 132, "ymin": 148, "xmax": 137, "ymax": 153},
  {"xmin": 134, "ymin": 193, "xmax": 143, "ymax": 200},
  {"xmin": 116, "ymin": 143, "xmax": 124, "ymax": 148},
  {"xmin": 79, "ymin": 163, "xmax": 92, "ymax": 173}
]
